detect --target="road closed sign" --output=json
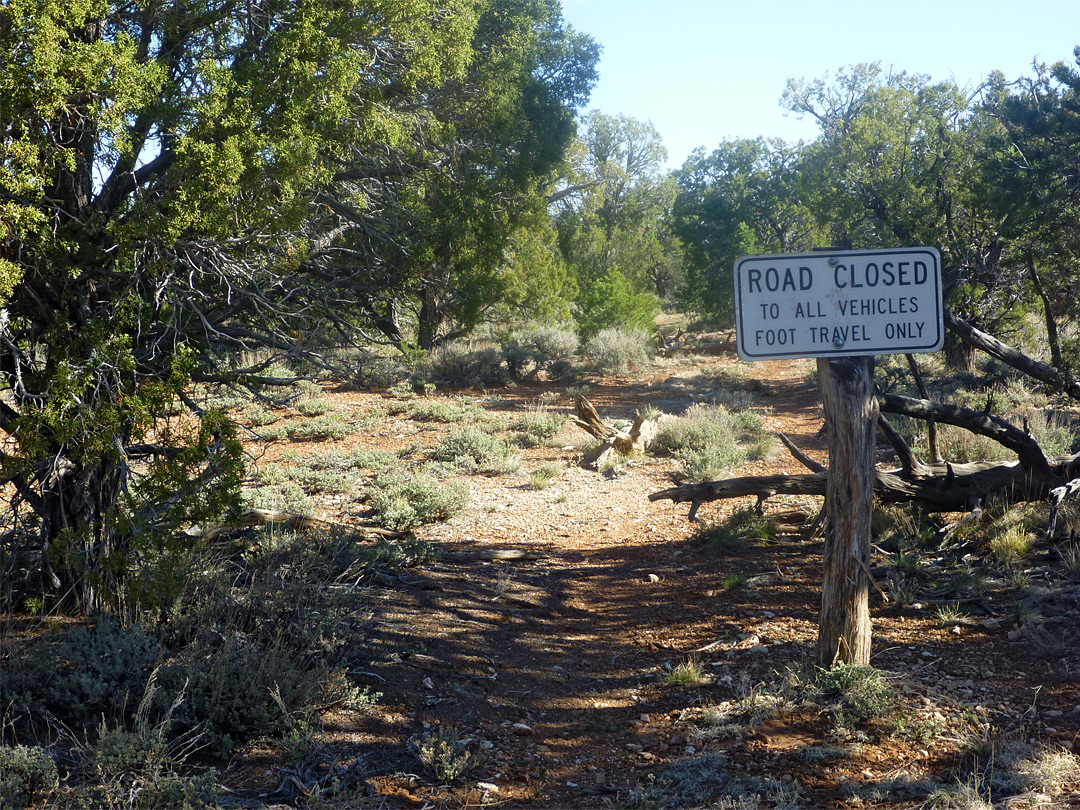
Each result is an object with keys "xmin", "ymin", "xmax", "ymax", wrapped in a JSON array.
[{"xmin": 733, "ymin": 247, "xmax": 943, "ymax": 361}]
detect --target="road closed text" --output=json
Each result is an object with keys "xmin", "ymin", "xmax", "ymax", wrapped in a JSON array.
[{"xmin": 734, "ymin": 248, "xmax": 943, "ymax": 361}]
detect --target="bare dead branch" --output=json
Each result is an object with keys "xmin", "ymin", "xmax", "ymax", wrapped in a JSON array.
[{"xmin": 777, "ymin": 432, "xmax": 826, "ymax": 473}]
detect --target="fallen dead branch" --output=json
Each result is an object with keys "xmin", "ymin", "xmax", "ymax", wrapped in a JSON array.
[
  {"xmin": 188, "ymin": 508, "xmax": 405, "ymax": 542},
  {"xmin": 188, "ymin": 508, "xmax": 545, "ymax": 562},
  {"xmin": 572, "ymin": 395, "xmax": 663, "ymax": 468}
]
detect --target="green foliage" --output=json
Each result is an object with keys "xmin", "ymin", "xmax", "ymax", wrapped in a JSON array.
[
  {"xmin": 673, "ymin": 138, "xmax": 818, "ymax": 322},
  {"xmin": 501, "ymin": 322, "xmax": 580, "ymax": 379},
  {"xmin": 408, "ymin": 727, "xmax": 487, "ymax": 784},
  {"xmin": 408, "ymin": 400, "xmax": 487, "ymax": 424},
  {"xmin": 653, "ymin": 404, "xmax": 752, "ymax": 482},
  {"xmin": 286, "ymin": 414, "xmax": 353, "ymax": 441},
  {"xmin": 7, "ymin": 619, "xmax": 163, "ymax": 728},
  {"xmin": 367, "ymin": 469, "xmax": 469, "ymax": 530},
  {"xmin": 295, "ymin": 396, "xmax": 334, "ymax": 417},
  {"xmin": 584, "ymin": 327, "xmax": 653, "ymax": 374},
  {"xmin": 574, "ymin": 269, "xmax": 659, "ymax": 338},
  {"xmin": 512, "ymin": 407, "xmax": 567, "ymax": 448},
  {"xmin": 816, "ymin": 664, "xmax": 896, "ymax": 726},
  {"xmin": 433, "ymin": 426, "xmax": 516, "ymax": 472},
  {"xmin": 554, "ymin": 112, "xmax": 677, "ymax": 335},
  {"xmin": 426, "ymin": 340, "xmax": 509, "ymax": 387},
  {"xmin": 0, "ymin": 0, "xmax": 596, "ymax": 614},
  {"xmin": 0, "ymin": 745, "xmax": 59, "ymax": 809},
  {"xmin": 664, "ymin": 657, "xmax": 707, "ymax": 686},
  {"xmin": 529, "ymin": 463, "xmax": 564, "ymax": 489}
]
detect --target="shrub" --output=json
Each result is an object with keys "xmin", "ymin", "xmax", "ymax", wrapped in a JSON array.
[
  {"xmin": 409, "ymin": 400, "xmax": 486, "ymax": 423},
  {"xmin": 958, "ymin": 731, "xmax": 1080, "ymax": 802},
  {"xmin": 428, "ymin": 340, "xmax": 508, "ymax": 387},
  {"xmin": 665, "ymin": 657, "xmax": 707, "ymax": 686},
  {"xmin": 694, "ymin": 509, "xmax": 777, "ymax": 550},
  {"xmin": 502, "ymin": 324, "xmax": 580, "ymax": 379},
  {"xmin": 654, "ymin": 404, "xmax": 748, "ymax": 481},
  {"xmin": 529, "ymin": 463, "xmax": 563, "ymax": 490},
  {"xmin": 408, "ymin": 727, "xmax": 487, "ymax": 783},
  {"xmin": 507, "ymin": 323, "xmax": 579, "ymax": 362},
  {"xmin": 433, "ymin": 426, "xmax": 515, "ymax": 472},
  {"xmin": 156, "ymin": 634, "xmax": 323, "ymax": 756},
  {"xmin": 243, "ymin": 404, "xmax": 280, "ymax": 427},
  {"xmin": 286, "ymin": 413, "xmax": 353, "ymax": 441},
  {"xmin": 295, "ymin": 396, "xmax": 333, "ymax": 417},
  {"xmin": 988, "ymin": 525, "xmax": 1033, "ymax": 566},
  {"xmin": 0, "ymin": 745, "xmax": 58, "ymax": 809},
  {"xmin": 512, "ymin": 407, "xmax": 567, "ymax": 448},
  {"xmin": 242, "ymin": 481, "xmax": 311, "ymax": 514},
  {"xmin": 44, "ymin": 619, "xmax": 162, "ymax": 726},
  {"xmin": 816, "ymin": 664, "xmax": 896, "ymax": 725},
  {"xmin": 584, "ymin": 327, "xmax": 652, "ymax": 375},
  {"xmin": 367, "ymin": 470, "xmax": 469, "ymax": 530}
]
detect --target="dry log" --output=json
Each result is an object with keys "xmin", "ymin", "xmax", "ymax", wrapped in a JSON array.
[
  {"xmin": 946, "ymin": 311, "xmax": 1080, "ymax": 401},
  {"xmin": 188, "ymin": 508, "xmax": 405, "ymax": 541},
  {"xmin": 880, "ymin": 392, "xmax": 1054, "ymax": 479},
  {"xmin": 573, "ymin": 395, "xmax": 663, "ymax": 465},
  {"xmin": 650, "ymin": 453, "xmax": 1080, "ymax": 516},
  {"xmin": 1046, "ymin": 477, "xmax": 1080, "ymax": 541},
  {"xmin": 189, "ymin": 509, "xmax": 544, "ymax": 562}
]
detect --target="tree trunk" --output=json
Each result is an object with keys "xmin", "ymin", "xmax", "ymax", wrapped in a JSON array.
[
  {"xmin": 417, "ymin": 286, "xmax": 445, "ymax": 351},
  {"xmin": 943, "ymin": 330, "xmax": 976, "ymax": 371},
  {"xmin": 41, "ymin": 455, "xmax": 130, "ymax": 615},
  {"xmin": 816, "ymin": 357, "xmax": 876, "ymax": 668},
  {"xmin": 1025, "ymin": 255, "xmax": 1064, "ymax": 371}
]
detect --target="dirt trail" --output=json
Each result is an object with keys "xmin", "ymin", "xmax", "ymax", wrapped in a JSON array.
[{"xmin": 237, "ymin": 355, "xmax": 1080, "ymax": 808}]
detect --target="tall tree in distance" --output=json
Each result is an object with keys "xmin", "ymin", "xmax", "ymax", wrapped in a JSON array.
[
  {"xmin": 672, "ymin": 137, "xmax": 818, "ymax": 325},
  {"xmin": 553, "ymin": 112, "xmax": 677, "ymax": 336},
  {"xmin": 980, "ymin": 50, "xmax": 1080, "ymax": 375},
  {"xmin": 783, "ymin": 63, "xmax": 1019, "ymax": 367}
]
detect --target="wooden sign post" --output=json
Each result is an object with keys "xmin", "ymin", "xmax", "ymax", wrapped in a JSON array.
[
  {"xmin": 732, "ymin": 248, "xmax": 942, "ymax": 668},
  {"xmin": 815, "ymin": 356, "xmax": 877, "ymax": 666}
]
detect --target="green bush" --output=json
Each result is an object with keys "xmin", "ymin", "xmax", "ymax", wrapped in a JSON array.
[
  {"xmin": 242, "ymin": 481, "xmax": 311, "ymax": 514},
  {"xmin": 816, "ymin": 664, "xmax": 896, "ymax": 725},
  {"xmin": 584, "ymin": 327, "xmax": 652, "ymax": 375},
  {"xmin": 427, "ymin": 340, "xmax": 508, "ymax": 387},
  {"xmin": 0, "ymin": 617, "xmax": 164, "ymax": 725},
  {"xmin": 654, "ymin": 404, "xmax": 747, "ymax": 481},
  {"xmin": 694, "ymin": 508, "xmax": 777, "ymax": 550},
  {"xmin": 408, "ymin": 727, "xmax": 487, "ymax": 783},
  {"xmin": 502, "ymin": 324, "xmax": 580, "ymax": 379},
  {"xmin": 433, "ymin": 426, "xmax": 515, "ymax": 472},
  {"xmin": 408, "ymin": 400, "xmax": 486, "ymax": 423},
  {"xmin": 156, "ymin": 634, "xmax": 323, "ymax": 757},
  {"xmin": 506, "ymin": 323, "xmax": 579, "ymax": 362},
  {"xmin": 286, "ymin": 413, "xmax": 353, "ymax": 441},
  {"xmin": 0, "ymin": 745, "xmax": 59, "ymax": 809},
  {"xmin": 367, "ymin": 469, "xmax": 469, "ymax": 530},
  {"xmin": 295, "ymin": 396, "xmax": 334, "ymax": 417},
  {"xmin": 243, "ymin": 404, "xmax": 280, "ymax": 427},
  {"xmin": 512, "ymin": 407, "xmax": 566, "ymax": 448},
  {"xmin": 529, "ymin": 463, "xmax": 564, "ymax": 490}
]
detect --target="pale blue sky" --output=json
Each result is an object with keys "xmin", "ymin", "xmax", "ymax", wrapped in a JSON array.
[{"xmin": 560, "ymin": 1, "xmax": 1080, "ymax": 168}]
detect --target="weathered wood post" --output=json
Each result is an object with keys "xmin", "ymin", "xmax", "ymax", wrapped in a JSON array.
[{"xmin": 815, "ymin": 356, "xmax": 877, "ymax": 667}]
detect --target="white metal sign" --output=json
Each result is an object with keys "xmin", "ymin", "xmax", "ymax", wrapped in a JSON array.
[{"xmin": 733, "ymin": 247, "xmax": 943, "ymax": 361}]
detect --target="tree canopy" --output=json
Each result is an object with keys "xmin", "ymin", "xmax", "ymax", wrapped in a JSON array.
[{"xmin": 0, "ymin": 0, "xmax": 597, "ymax": 611}]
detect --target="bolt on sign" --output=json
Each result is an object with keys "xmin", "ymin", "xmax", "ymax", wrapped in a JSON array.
[{"xmin": 733, "ymin": 247, "xmax": 943, "ymax": 361}]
